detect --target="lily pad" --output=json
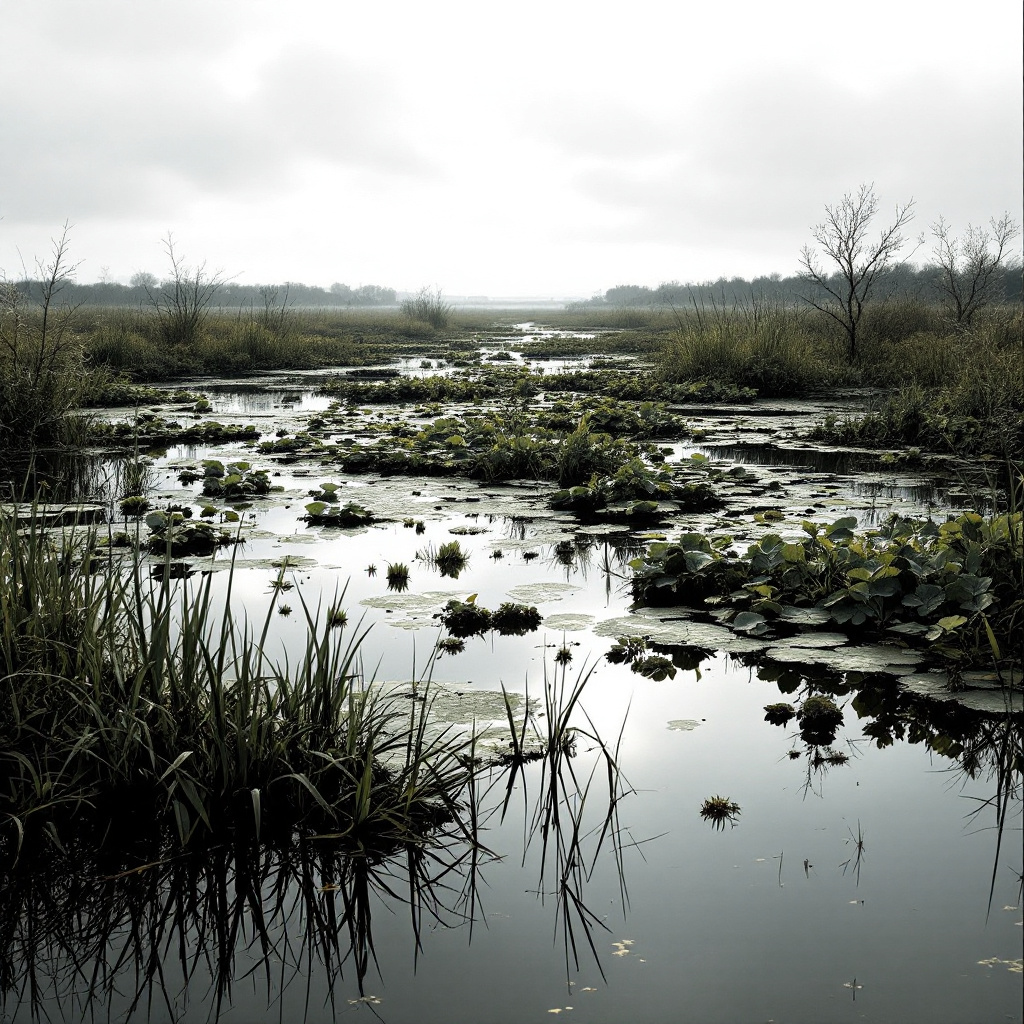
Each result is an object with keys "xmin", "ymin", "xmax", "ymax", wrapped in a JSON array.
[
  {"xmin": 666, "ymin": 719, "xmax": 702, "ymax": 732},
  {"xmin": 360, "ymin": 589, "xmax": 468, "ymax": 615},
  {"xmin": 778, "ymin": 606, "xmax": 833, "ymax": 626},
  {"xmin": 368, "ymin": 681, "xmax": 539, "ymax": 758},
  {"xmin": 505, "ymin": 582, "xmax": 581, "ymax": 604},
  {"xmin": 763, "ymin": 643, "xmax": 922, "ymax": 675},
  {"xmin": 781, "ymin": 632, "xmax": 851, "ymax": 649},
  {"xmin": 898, "ymin": 673, "xmax": 1023, "ymax": 714},
  {"xmin": 593, "ymin": 614, "xmax": 767, "ymax": 654},
  {"xmin": 543, "ymin": 613, "xmax": 596, "ymax": 632}
]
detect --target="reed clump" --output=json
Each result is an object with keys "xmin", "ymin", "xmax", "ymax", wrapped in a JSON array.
[
  {"xmin": 659, "ymin": 299, "xmax": 845, "ymax": 397},
  {"xmin": 0, "ymin": 507, "xmax": 475, "ymax": 861}
]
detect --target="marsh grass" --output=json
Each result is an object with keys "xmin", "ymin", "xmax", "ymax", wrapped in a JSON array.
[
  {"xmin": 659, "ymin": 298, "xmax": 845, "ymax": 397},
  {"xmin": 416, "ymin": 539, "xmax": 469, "ymax": 578},
  {"xmin": 401, "ymin": 287, "xmax": 453, "ymax": 329},
  {"xmin": 0, "ymin": 506, "xmax": 477, "ymax": 863}
]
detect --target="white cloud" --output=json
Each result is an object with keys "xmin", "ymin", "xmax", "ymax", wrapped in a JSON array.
[{"xmin": 1, "ymin": 0, "xmax": 1020, "ymax": 292}]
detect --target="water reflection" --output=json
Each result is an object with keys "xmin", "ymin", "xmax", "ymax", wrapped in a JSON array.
[
  {"xmin": 0, "ymin": 829, "xmax": 483, "ymax": 1022},
  {"xmin": 1, "ymin": 451, "xmax": 124, "ymax": 505},
  {"xmin": 0, "ymin": 694, "xmax": 635, "ymax": 1022}
]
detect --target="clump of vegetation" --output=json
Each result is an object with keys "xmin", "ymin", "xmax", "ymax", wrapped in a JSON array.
[
  {"xmin": 118, "ymin": 494, "xmax": 151, "ymax": 517},
  {"xmin": 700, "ymin": 796, "xmax": 741, "ymax": 830},
  {"xmin": 144, "ymin": 510, "xmax": 237, "ymax": 557},
  {"xmin": 0, "ymin": 506, "xmax": 477, "ymax": 868},
  {"xmin": 798, "ymin": 696, "xmax": 844, "ymax": 744},
  {"xmin": 605, "ymin": 635, "xmax": 649, "ymax": 665},
  {"xmin": 436, "ymin": 599, "xmax": 492, "ymax": 637},
  {"xmin": 437, "ymin": 636, "xmax": 466, "ymax": 656},
  {"xmin": 0, "ymin": 230, "xmax": 100, "ymax": 458},
  {"xmin": 660, "ymin": 297, "xmax": 840, "ymax": 398},
  {"xmin": 307, "ymin": 481, "xmax": 344, "ymax": 503},
  {"xmin": 551, "ymin": 458, "xmax": 720, "ymax": 519},
  {"xmin": 764, "ymin": 703, "xmax": 797, "ymax": 726},
  {"xmin": 435, "ymin": 598, "xmax": 543, "ymax": 638},
  {"xmin": 402, "ymin": 287, "xmax": 452, "ymax": 330},
  {"xmin": 303, "ymin": 500, "xmax": 374, "ymax": 527},
  {"xmin": 201, "ymin": 460, "xmax": 272, "ymax": 500},
  {"xmin": 386, "ymin": 562, "xmax": 410, "ymax": 591},
  {"xmin": 491, "ymin": 602, "xmax": 543, "ymax": 635},
  {"xmin": 809, "ymin": 325, "xmax": 1024, "ymax": 458},
  {"xmin": 417, "ymin": 540, "xmax": 469, "ymax": 578},
  {"xmin": 631, "ymin": 655, "xmax": 677, "ymax": 681},
  {"xmin": 92, "ymin": 417, "xmax": 261, "ymax": 449},
  {"xmin": 630, "ymin": 507, "xmax": 1023, "ymax": 669}
]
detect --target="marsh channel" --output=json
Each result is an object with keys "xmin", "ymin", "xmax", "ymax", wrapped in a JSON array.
[{"xmin": 4, "ymin": 322, "xmax": 1022, "ymax": 1024}]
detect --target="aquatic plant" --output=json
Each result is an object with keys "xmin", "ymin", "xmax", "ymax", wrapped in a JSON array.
[
  {"xmin": 605, "ymin": 635, "xmax": 649, "ymax": 665},
  {"xmin": 699, "ymin": 795, "xmax": 741, "ymax": 830},
  {"xmin": 118, "ymin": 494, "xmax": 150, "ymax": 517},
  {"xmin": 0, "ymin": 506, "xmax": 479, "ymax": 866},
  {"xmin": 631, "ymin": 655, "xmax": 677, "ymax": 681},
  {"xmin": 630, "ymin": 509, "xmax": 1024, "ymax": 668},
  {"xmin": 303, "ymin": 499, "xmax": 374, "ymax": 527},
  {"xmin": 798, "ymin": 696, "xmax": 844, "ymax": 744},
  {"xmin": 436, "ymin": 598, "xmax": 493, "ymax": 638},
  {"xmin": 93, "ymin": 417, "xmax": 260, "ymax": 448},
  {"xmin": 416, "ymin": 540, "xmax": 469, "ymax": 578},
  {"xmin": 491, "ymin": 602, "xmax": 543, "ymax": 635},
  {"xmin": 764, "ymin": 703, "xmax": 797, "ymax": 726},
  {"xmin": 308, "ymin": 481, "xmax": 342, "ymax": 503},
  {"xmin": 200, "ymin": 460, "xmax": 271, "ymax": 500},
  {"xmin": 435, "ymin": 598, "xmax": 543, "ymax": 638},
  {"xmin": 144, "ymin": 509, "xmax": 236, "ymax": 556},
  {"xmin": 551, "ymin": 458, "xmax": 720, "ymax": 519},
  {"xmin": 386, "ymin": 562, "xmax": 410, "ymax": 591}
]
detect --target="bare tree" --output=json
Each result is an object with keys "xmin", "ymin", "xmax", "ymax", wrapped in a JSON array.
[
  {"xmin": 930, "ymin": 214, "xmax": 1020, "ymax": 327},
  {"xmin": 145, "ymin": 233, "xmax": 225, "ymax": 346},
  {"xmin": 799, "ymin": 183, "xmax": 916, "ymax": 362}
]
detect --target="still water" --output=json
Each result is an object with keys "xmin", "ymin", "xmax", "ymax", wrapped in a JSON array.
[{"xmin": 3, "ymin": 378, "xmax": 1020, "ymax": 1023}]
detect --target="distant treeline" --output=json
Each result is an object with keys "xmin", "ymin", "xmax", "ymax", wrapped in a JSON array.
[
  {"xmin": 583, "ymin": 265, "xmax": 1023, "ymax": 308},
  {"xmin": 8, "ymin": 279, "xmax": 397, "ymax": 308}
]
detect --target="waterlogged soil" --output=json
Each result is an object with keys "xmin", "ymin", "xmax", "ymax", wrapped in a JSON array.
[{"xmin": 9, "ymin": 324, "xmax": 1022, "ymax": 1024}]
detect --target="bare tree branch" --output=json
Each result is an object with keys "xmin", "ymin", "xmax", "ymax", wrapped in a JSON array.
[
  {"xmin": 144, "ymin": 233, "xmax": 225, "ymax": 347},
  {"xmin": 930, "ymin": 214, "xmax": 1021, "ymax": 327},
  {"xmin": 798, "ymin": 183, "xmax": 916, "ymax": 362}
]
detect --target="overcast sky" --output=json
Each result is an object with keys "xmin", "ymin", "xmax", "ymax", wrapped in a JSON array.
[{"xmin": 1, "ymin": 0, "xmax": 1021, "ymax": 296}]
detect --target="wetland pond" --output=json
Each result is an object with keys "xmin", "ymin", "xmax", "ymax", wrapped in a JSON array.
[{"xmin": 4, "ymin": 325, "xmax": 1021, "ymax": 1023}]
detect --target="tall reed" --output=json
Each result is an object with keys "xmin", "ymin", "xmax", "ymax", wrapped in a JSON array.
[{"xmin": 0, "ymin": 505, "xmax": 475, "ymax": 857}]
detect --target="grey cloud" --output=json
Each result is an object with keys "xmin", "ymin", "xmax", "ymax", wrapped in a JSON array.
[
  {"xmin": 0, "ymin": 42, "xmax": 430, "ymax": 223},
  {"xmin": 533, "ymin": 71, "xmax": 1022, "ymax": 246}
]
